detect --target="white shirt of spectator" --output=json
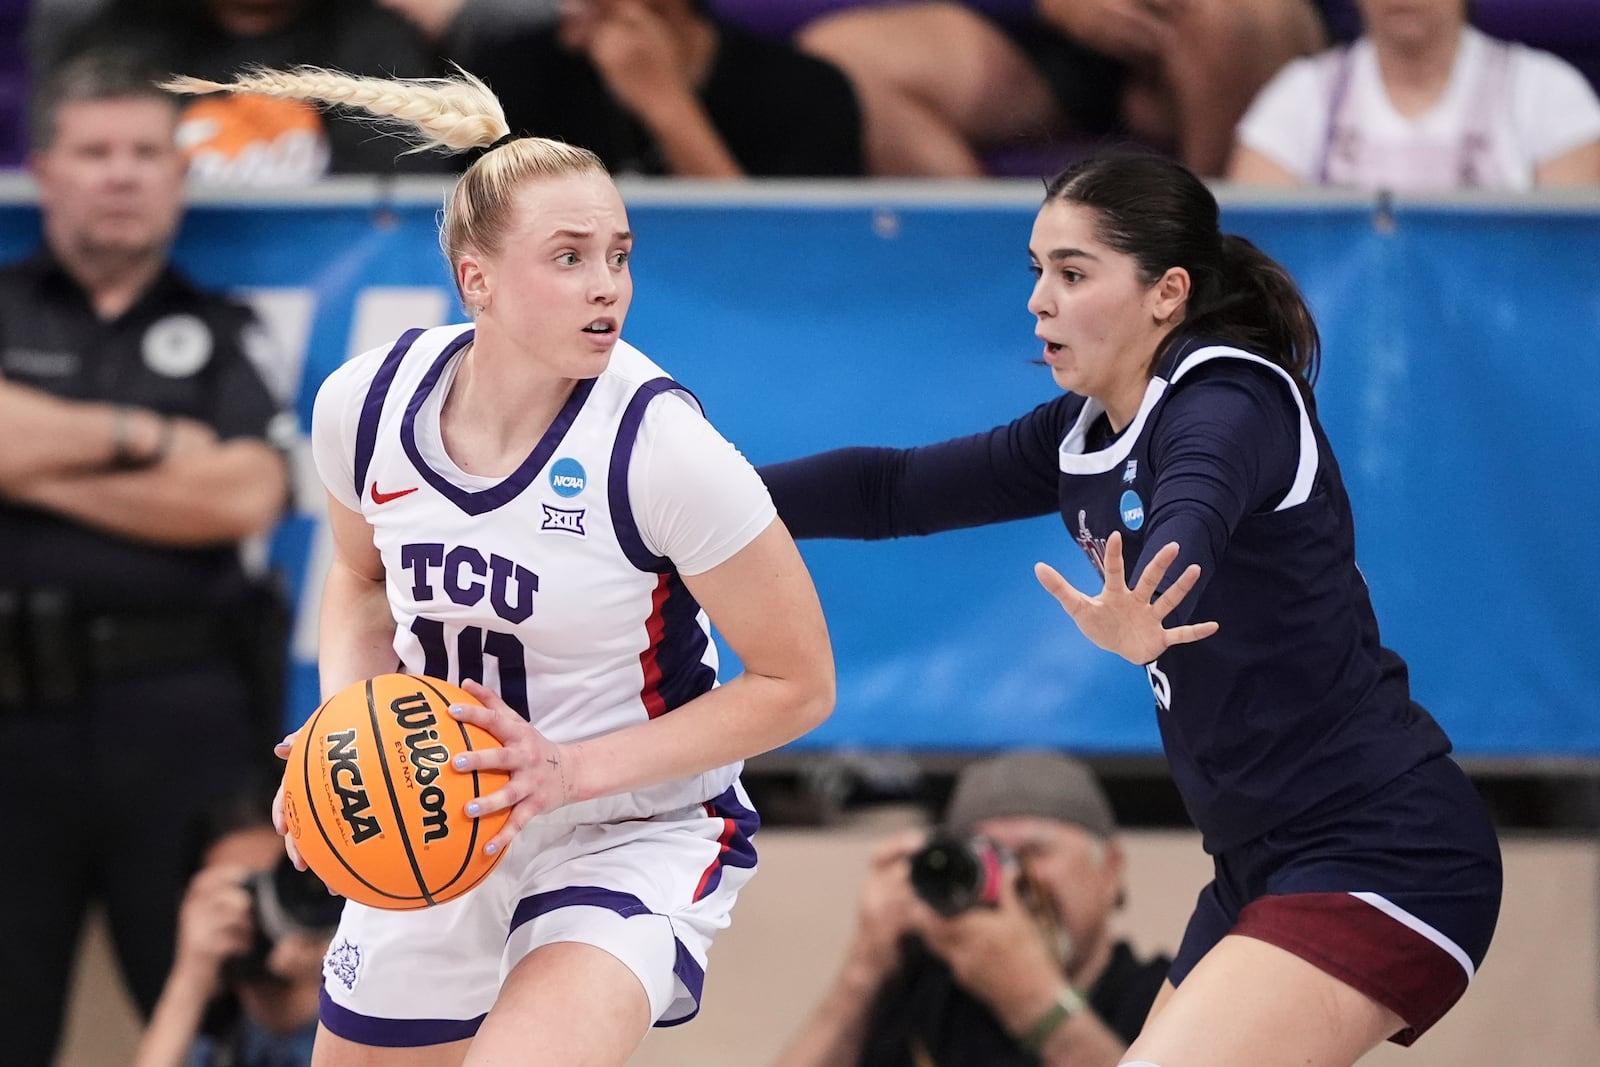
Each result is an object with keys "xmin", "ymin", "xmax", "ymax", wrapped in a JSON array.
[{"xmin": 1235, "ymin": 26, "xmax": 1600, "ymax": 191}]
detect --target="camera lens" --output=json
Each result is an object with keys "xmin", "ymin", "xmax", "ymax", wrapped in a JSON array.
[
  {"xmin": 908, "ymin": 832, "xmax": 1005, "ymax": 916},
  {"xmin": 223, "ymin": 859, "xmax": 340, "ymax": 983}
]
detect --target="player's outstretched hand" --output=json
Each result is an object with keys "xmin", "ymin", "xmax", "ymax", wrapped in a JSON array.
[
  {"xmin": 1034, "ymin": 531, "xmax": 1219, "ymax": 665},
  {"xmin": 448, "ymin": 679, "xmax": 575, "ymax": 858}
]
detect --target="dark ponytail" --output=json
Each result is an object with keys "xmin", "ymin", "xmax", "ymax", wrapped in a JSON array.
[
  {"xmin": 1045, "ymin": 153, "xmax": 1320, "ymax": 401},
  {"xmin": 1193, "ymin": 234, "xmax": 1320, "ymax": 397}
]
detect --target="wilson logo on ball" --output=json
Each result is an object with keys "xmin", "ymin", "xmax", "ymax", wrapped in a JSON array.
[{"xmin": 391, "ymin": 690, "xmax": 451, "ymax": 844}]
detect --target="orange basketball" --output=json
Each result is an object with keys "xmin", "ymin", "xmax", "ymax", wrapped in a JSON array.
[{"xmin": 281, "ymin": 674, "xmax": 511, "ymax": 910}]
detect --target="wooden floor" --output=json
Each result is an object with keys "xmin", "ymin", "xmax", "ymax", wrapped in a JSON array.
[{"xmin": 55, "ymin": 817, "xmax": 1600, "ymax": 1066}]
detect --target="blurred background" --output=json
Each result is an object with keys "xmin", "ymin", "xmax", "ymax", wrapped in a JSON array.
[{"xmin": 2, "ymin": 1, "xmax": 1597, "ymax": 1065}]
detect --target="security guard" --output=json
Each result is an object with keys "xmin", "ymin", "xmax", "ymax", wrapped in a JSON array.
[{"xmin": 0, "ymin": 49, "xmax": 292, "ymax": 1067}]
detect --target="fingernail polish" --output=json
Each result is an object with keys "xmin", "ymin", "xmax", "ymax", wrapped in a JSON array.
[
  {"xmin": 467, "ymin": 801, "xmax": 481, "ymax": 817},
  {"xmin": 448, "ymin": 704, "xmax": 466, "ymax": 716},
  {"xmin": 485, "ymin": 842, "xmax": 498, "ymax": 855},
  {"xmin": 453, "ymin": 754, "xmax": 468, "ymax": 769}
]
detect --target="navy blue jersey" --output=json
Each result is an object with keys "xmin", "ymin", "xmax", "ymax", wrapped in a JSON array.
[{"xmin": 759, "ymin": 334, "xmax": 1453, "ymax": 852}]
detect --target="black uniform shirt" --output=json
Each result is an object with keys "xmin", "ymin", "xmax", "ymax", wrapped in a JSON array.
[
  {"xmin": 0, "ymin": 250, "xmax": 286, "ymax": 612},
  {"xmin": 471, "ymin": 21, "xmax": 865, "ymax": 177},
  {"xmin": 858, "ymin": 940, "xmax": 1172, "ymax": 1066}
]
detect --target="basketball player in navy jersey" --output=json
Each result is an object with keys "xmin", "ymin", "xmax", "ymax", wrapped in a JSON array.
[
  {"xmin": 759, "ymin": 154, "xmax": 1501, "ymax": 1066},
  {"xmin": 163, "ymin": 66, "xmax": 834, "ymax": 1066}
]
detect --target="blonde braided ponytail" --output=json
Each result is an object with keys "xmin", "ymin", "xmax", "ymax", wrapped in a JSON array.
[
  {"xmin": 161, "ymin": 63, "xmax": 611, "ymax": 296},
  {"xmin": 161, "ymin": 64, "xmax": 508, "ymax": 155}
]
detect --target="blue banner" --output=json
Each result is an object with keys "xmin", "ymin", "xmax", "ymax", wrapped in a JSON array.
[{"xmin": 3, "ymin": 185, "xmax": 1595, "ymax": 756}]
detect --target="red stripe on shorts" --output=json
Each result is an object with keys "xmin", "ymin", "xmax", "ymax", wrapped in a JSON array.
[
  {"xmin": 691, "ymin": 801, "xmax": 738, "ymax": 902},
  {"xmin": 1233, "ymin": 892, "xmax": 1469, "ymax": 1046}
]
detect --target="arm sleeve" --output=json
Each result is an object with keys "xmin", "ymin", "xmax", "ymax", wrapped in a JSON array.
[
  {"xmin": 1234, "ymin": 55, "xmax": 1332, "ymax": 180},
  {"xmin": 310, "ymin": 351, "xmax": 382, "ymax": 514},
  {"xmin": 757, "ymin": 395, "xmax": 1077, "ymax": 540},
  {"xmin": 1133, "ymin": 365, "xmax": 1301, "ymax": 624},
  {"xmin": 629, "ymin": 392, "xmax": 779, "ymax": 576}
]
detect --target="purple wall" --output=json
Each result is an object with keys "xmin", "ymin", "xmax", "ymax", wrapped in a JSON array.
[
  {"xmin": 708, "ymin": 0, "xmax": 1033, "ymax": 39},
  {"xmin": 0, "ymin": 0, "xmax": 29, "ymax": 167}
]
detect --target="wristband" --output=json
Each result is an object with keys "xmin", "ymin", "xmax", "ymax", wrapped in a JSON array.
[
  {"xmin": 149, "ymin": 416, "xmax": 176, "ymax": 463},
  {"xmin": 1019, "ymin": 984, "xmax": 1086, "ymax": 1052},
  {"xmin": 111, "ymin": 406, "xmax": 136, "ymax": 466}
]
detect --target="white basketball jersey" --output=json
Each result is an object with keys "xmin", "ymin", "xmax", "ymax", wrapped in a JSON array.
[{"xmin": 318, "ymin": 323, "xmax": 763, "ymax": 818}]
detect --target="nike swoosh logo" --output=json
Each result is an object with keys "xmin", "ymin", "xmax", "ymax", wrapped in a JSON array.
[{"xmin": 370, "ymin": 482, "xmax": 419, "ymax": 505}]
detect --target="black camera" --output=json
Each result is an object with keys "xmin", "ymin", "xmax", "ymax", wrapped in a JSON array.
[
  {"xmin": 229, "ymin": 856, "xmax": 344, "ymax": 979},
  {"xmin": 908, "ymin": 831, "xmax": 1015, "ymax": 916}
]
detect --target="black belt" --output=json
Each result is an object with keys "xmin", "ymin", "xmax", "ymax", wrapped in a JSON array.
[
  {"xmin": 0, "ymin": 590, "xmax": 237, "ymax": 707},
  {"xmin": 82, "ymin": 611, "xmax": 235, "ymax": 675}
]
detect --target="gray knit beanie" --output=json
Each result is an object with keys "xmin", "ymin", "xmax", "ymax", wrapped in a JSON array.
[{"xmin": 943, "ymin": 752, "xmax": 1117, "ymax": 839}]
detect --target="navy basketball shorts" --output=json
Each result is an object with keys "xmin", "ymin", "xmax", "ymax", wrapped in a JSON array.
[
  {"xmin": 1170, "ymin": 756, "xmax": 1502, "ymax": 1045},
  {"xmin": 318, "ymin": 781, "xmax": 758, "ymax": 1047}
]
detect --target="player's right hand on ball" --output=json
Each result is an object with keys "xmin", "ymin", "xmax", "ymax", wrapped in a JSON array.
[{"xmin": 446, "ymin": 679, "xmax": 576, "ymax": 858}]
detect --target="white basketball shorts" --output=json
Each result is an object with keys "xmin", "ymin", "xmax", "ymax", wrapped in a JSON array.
[{"xmin": 318, "ymin": 780, "xmax": 759, "ymax": 1046}]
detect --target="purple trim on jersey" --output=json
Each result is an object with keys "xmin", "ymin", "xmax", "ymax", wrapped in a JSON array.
[
  {"xmin": 399, "ymin": 330, "xmax": 597, "ymax": 516},
  {"xmin": 318, "ymin": 985, "xmax": 484, "ymax": 1047},
  {"xmin": 508, "ymin": 884, "xmax": 653, "ymax": 935},
  {"xmin": 692, "ymin": 784, "xmax": 760, "ymax": 900},
  {"xmin": 505, "ymin": 882, "xmax": 706, "ymax": 1023},
  {"xmin": 649, "ymin": 571, "xmax": 717, "ymax": 716},
  {"xmin": 352, "ymin": 328, "xmax": 424, "ymax": 500},
  {"xmin": 659, "ymin": 940, "xmax": 707, "ymax": 1026},
  {"xmin": 603, "ymin": 376, "xmax": 717, "ymax": 720},
  {"xmin": 608, "ymin": 376, "xmax": 698, "ymax": 573}
]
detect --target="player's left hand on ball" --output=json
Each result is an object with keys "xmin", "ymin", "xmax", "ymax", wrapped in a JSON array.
[{"xmin": 447, "ymin": 679, "xmax": 575, "ymax": 858}]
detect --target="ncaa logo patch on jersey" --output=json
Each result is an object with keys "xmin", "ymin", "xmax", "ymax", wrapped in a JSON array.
[
  {"xmin": 1119, "ymin": 490, "xmax": 1145, "ymax": 530},
  {"xmin": 541, "ymin": 503, "xmax": 587, "ymax": 537},
  {"xmin": 549, "ymin": 457, "xmax": 587, "ymax": 498},
  {"xmin": 142, "ymin": 314, "xmax": 213, "ymax": 378}
]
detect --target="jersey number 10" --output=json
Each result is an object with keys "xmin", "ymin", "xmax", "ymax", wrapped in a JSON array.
[{"xmin": 410, "ymin": 616, "xmax": 531, "ymax": 719}]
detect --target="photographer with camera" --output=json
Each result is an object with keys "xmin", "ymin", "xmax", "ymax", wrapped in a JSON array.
[
  {"xmin": 134, "ymin": 796, "xmax": 342, "ymax": 1067},
  {"xmin": 775, "ymin": 753, "xmax": 1170, "ymax": 1067}
]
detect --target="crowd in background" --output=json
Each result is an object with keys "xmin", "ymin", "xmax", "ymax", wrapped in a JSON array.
[
  {"xmin": 2, "ymin": 0, "xmax": 1599, "ymax": 188},
  {"xmin": 0, "ymin": 3, "xmax": 1596, "ymax": 1067}
]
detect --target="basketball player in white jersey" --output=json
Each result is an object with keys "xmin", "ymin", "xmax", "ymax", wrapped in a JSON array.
[{"xmin": 163, "ymin": 67, "xmax": 835, "ymax": 1066}]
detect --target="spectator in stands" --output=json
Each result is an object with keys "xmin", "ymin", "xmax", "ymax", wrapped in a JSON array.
[
  {"xmin": 373, "ymin": 0, "xmax": 559, "ymax": 61},
  {"xmin": 27, "ymin": 0, "xmax": 107, "ymax": 77},
  {"xmin": 1229, "ymin": 0, "xmax": 1600, "ymax": 189},
  {"xmin": 55, "ymin": 0, "xmax": 454, "ymax": 184},
  {"xmin": 774, "ymin": 753, "xmax": 1171, "ymax": 1067},
  {"xmin": 0, "ymin": 48, "xmax": 292, "ymax": 1067},
  {"xmin": 445, "ymin": 0, "xmax": 864, "ymax": 177},
  {"xmin": 134, "ymin": 787, "xmax": 341, "ymax": 1067},
  {"xmin": 795, "ymin": 0, "xmax": 1325, "ymax": 177}
]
